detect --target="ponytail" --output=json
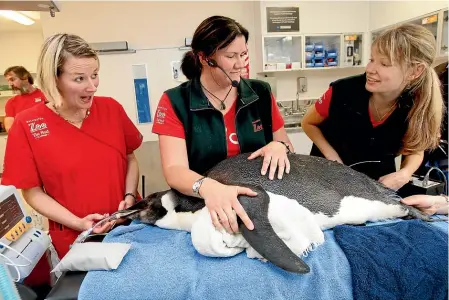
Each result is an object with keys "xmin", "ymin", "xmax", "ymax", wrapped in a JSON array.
[
  {"xmin": 181, "ymin": 50, "xmax": 201, "ymax": 80},
  {"xmin": 402, "ymin": 67, "xmax": 444, "ymax": 154}
]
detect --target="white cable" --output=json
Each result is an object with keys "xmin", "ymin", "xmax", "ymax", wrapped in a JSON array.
[
  {"xmin": 349, "ymin": 160, "xmax": 381, "ymax": 167},
  {"xmin": 438, "ymin": 144, "xmax": 447, "ymax": 156},
  {"xmin": 0, "ymin": 253, "xmax": 20, "ymax": 282},
  {"xmin": 0, "ymin": 242, "xmax": 32, "ymax": 264},
  {"xmin": 5, "ymin": 262, "xmax": 30, "ymax": 267}
]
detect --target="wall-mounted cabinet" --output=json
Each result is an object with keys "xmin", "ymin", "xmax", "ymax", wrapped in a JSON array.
[
  {"xmin": 370, "ymin": 9, "xmax": 448, "ymax": 59},
  {"xmin": 441, "ymin": 10, "xmax": 448, "ymax": 56},
  {"xmin": 259, "ymin": 32, "xmax": 365, "ymax": 73},
  {"xmin": 410, "ymin": 13, "xmax": 439, "ymax": 40},
  {"xmin": 263, "ymin": 35, "xmax": 302, "ymax": 71},
  {"xmin": 342, "ymin": 33, "xmax": 363, "ymax": 67}
]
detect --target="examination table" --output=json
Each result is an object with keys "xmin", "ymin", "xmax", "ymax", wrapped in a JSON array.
[{"xmin": 45, "ymin": 218, "xmax": 448, "ymax": 300}]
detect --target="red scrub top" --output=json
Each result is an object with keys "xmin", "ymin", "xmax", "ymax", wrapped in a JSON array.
[
  {"xmin": 2, "ymin": 96, "xmax": 143, "ymax": 258},
  {"xmin": 5, "ymin": 88, "xmax": 45, "ymax": 117}
]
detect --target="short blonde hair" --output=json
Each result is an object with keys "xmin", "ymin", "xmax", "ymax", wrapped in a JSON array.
[
  {"xmin": 373, "ymin": 23, "xmax": 444, "ymax": 153},
  {"xmin": 37, "ymin": 33, "xmax": 98, "ymax": 107}
]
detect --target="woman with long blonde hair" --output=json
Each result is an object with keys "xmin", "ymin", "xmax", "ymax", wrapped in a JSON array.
[{"xmin": 301, "ymin": 23, "xmax": 444, "ymax": 191}]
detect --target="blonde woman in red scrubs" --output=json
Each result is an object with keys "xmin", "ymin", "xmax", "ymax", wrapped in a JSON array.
[{"xmin": 2, "ymin": 33, "xmax": 143, "ymax": 259}]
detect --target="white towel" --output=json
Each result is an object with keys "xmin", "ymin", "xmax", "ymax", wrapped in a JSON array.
[{"xmin": 191, "ymin": 192, "xmax": 325, "ymax": 260}]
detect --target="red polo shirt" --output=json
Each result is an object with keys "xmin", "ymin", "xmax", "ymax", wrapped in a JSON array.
[{"xmin": 5, "ymin": 88, "xmax": 45, "ymax": 117}]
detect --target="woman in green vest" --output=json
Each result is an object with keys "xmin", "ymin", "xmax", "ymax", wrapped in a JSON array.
[
  {"xmin": 302, "ymin": 24, "xmax": 444, "ymax": 191},
  {"xmin": 152, "ymin": 16, "xmax": 293, "ymax": 234}
]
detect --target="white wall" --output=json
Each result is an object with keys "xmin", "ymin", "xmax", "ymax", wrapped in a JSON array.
[
  {"xmin": 0, "ymin": 30, "xmax": 43, "ymax": 73},
  {"xmin": 369, "ymin": 1, "xmax": 448, "ymax": 30},
  {"xmin": 41, "ymin": 1, "xmax": 257, "ymax": 52},
  {"xmin": 0, "ymin": 30, "xmax": 43, "ymax": 115}
]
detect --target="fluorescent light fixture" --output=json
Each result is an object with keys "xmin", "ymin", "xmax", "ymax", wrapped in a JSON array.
[{"xmin": 0, "ymin": 10, "xmax": 35, "ymax": 26}]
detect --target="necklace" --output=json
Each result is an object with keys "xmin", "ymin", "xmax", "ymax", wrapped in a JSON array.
[
  {"xmin": 370, "ymin": 98, "xmax": 398, "ymax": 121},
  {"xmin": 53, "ymin": 104, "xmax": 90, "ymax": 124},
  {"xmin": 201, "ymin": 83, "xmax": 233, "ymax": 111}
]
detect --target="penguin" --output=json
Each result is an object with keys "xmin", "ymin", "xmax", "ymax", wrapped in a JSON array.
[{"xmin": 114, "ymin": 153, "xmax": 433, "ymax": 274}]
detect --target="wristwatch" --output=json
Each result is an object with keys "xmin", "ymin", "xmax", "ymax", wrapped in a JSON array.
[
  {"xmin": 277, "ymin": 140, "xmax": 292, "ymax": 154},
  {"xmin": 193, "ymin": 177, "xmax": 207, "ymax": 198}
]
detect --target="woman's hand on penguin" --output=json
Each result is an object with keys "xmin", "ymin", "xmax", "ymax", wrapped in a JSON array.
[
  {"xmin": 401, "ymin": 194, "xmax": 449, "ymax": 215},
  {"xmin": 200, "ymin": 178, "xmax": 256, "ymax": 234},
  {"xmin": 378, "ymin": 169, "xmax": 411, "ymax": 190},
  {"xmin": 78, "ymin": 213, "xmax": 115, "ymax": 233},
  {"xmin": 248, "ymin": 141, "xmax": 291, "ymax": 180}
]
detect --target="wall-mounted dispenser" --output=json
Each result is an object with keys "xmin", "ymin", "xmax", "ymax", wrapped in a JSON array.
[{"xmin": 297, "ymin": 77, "xmax": 307, "ymax": 93}]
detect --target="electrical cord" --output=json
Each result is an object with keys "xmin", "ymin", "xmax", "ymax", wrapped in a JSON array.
[
  {"xmin": 0, "ymin": 242, "xmax": 32, "ymax": 265},
  {"xmin": 349, "ymin": 160, "xmax": 381, "ymax": 168}
]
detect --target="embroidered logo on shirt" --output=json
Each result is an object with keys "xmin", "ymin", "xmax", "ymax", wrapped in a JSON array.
[
  {"xmin": 35, "ymin": 97, "xmax": 42, "ymax": 103},
  {"xmin": 26, "ymin": 118, "xmax": 49, "ymax": 139},
  {"xmin": 318, "ymin": 96, "xmax": 323, "ymax": 104},
  {"xmin": 156, "ymin": 107, "xmax": 167, "ymax": 125},
  {"xmin": 252, "ymin": 119, "xmax": 263, "ymax": 132}
]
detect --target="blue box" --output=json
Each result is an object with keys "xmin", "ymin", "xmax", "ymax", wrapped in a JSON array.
[{"xmin": 305, "ymin": 44, "xmax": 315, "ymax": 51}]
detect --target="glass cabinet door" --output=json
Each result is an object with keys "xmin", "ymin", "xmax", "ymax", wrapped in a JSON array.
[
  {"xmin": 263, "ymin": 35, "xmax": 302, "ymax": 71},
  {"xmin": 409, "ymin": 13, "xmax": 439, "ymax": 41}
]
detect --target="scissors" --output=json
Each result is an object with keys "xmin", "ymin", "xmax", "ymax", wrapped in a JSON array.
[{"xmin": 72, "ymin": 208, "xmax": 141, "ymax": 245}]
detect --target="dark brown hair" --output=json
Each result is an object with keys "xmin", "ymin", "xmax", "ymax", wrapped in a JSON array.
[
  {"xmin": 181, "ymin": 15, "xmax": 249, "ymax": 80},
  {"xmin": 4, "ymin": 66, "xmax": 34, "ymax": 84}
]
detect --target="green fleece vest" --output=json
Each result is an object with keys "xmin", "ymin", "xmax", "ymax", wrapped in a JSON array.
[{"xmin": 165, "ymin": 77, "xmax": 274, "ymax": 174}]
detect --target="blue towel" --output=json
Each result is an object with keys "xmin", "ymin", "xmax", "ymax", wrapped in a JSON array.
[
  {"xmin": 334, "ymin": 220, "xmax": 448, "ymax": 300},
  {"xmin": 79, "ymin": 221, "xmax": 353, "ymax": 300}
]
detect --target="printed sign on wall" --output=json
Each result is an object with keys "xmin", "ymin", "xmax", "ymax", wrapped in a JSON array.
[
  {"xmin": 132, "ymin": 64, "xmax": 151, "ymax": 124},
  {"xmin": 266, "ymin": 7, "xmax": 299, "ymax": 32},
  {"xmin": 170, "ymin": 61, "xmax": 187, "ymax": 82}
]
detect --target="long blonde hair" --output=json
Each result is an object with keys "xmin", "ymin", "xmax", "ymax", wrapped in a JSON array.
[
  {"xmin": 373, "ymin": 23, "xmax": 444, "ymax": 154},
  {"xmin": 37, "ymin": 34, "xmax": 98, "ymax": 108}
]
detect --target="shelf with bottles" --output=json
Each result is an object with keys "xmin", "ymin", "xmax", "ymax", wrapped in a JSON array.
[
  {"xmin": 304, "ymin": 35, "xmax": 340, "ymax": 69},
  {"xmin": 262, "ymin": 35, "xmax": 302, "ymax": 71},
  {"xmin": 341, "ymin": 33, "xmax": 363, "ymax": 68}
]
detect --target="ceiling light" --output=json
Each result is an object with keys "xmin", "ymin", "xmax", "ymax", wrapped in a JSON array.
[{"xmin": 0, "ymin": 10, "xmax": 35, "ymax": 26}]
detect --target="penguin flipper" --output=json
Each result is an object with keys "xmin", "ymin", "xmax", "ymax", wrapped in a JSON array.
[{"xmin": 237, "ymin": 184, "xmax": 310, "ymax": 274}]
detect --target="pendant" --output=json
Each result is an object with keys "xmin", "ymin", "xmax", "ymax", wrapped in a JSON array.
[{"xmin": 220, "ymin": 102, "xmax": 226, "ymax": 110}]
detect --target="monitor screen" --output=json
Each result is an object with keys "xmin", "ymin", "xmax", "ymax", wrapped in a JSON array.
[{"xmin": 0, "ymin": 194, "xmax": 24, "ymax": 239}]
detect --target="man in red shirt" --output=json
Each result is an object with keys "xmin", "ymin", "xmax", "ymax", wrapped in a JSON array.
[{"xmin": 4, "ymin": 66, "xmax": 45, "ymax": 131}]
